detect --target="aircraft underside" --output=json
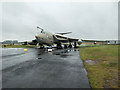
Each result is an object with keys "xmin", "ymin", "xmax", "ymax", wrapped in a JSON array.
[{"xmin": 38, "ymin": 41, "xmax": 78, "ymax": 49}]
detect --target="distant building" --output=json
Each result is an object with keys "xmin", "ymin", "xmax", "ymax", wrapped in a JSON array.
[
  {"xmin": 107, "ymin": 40, "xmax": 120, "ymax": 45},
  {"xmin": 13, "ymin": 40, "xmax": 18, "ymax": 44},
  {"xmin": 82, "ymin": 40, "xmax": 108, "ymax": 45},
  {"xmin": 81, "ymin": 40, "xmax": 120, "ymax": 45},
  {"xmin": 2, "ymin": 40, "xmax": 13, "ymax": 44}
]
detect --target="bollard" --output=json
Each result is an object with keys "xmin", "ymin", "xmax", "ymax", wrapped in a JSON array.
[{"xmin": 24, "ymin": 49, "xmax": 27, "ymax": 51}]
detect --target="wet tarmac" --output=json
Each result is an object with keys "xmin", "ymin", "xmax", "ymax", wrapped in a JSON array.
[{"xmin": 2, "ymin": 48, "xmax": 90, "ymax": 88}]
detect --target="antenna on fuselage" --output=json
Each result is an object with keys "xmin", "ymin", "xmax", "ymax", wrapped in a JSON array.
[{"xmin": 37, "ymin": 26, "xmax": 44, "ymax": 33}]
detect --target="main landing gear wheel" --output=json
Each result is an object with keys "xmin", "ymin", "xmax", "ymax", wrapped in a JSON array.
[
  {"xmin": 68, "ymin": 43, "xmax": 72, "ymax": 48},
  {"xmin": 64, "ymin": 44, "xmax": 68, "ymax": 49},
  {"xmin": 57, "ymin": 43, "xmax": 62, "ymax": 49},
  {"xmin": 74, "ymin": 42, "xmax": 77, "ymax": 48}
]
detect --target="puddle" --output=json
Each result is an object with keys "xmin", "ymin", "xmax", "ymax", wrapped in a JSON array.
[
  {"xmin": 85, "ymin": 60, "xmax": 102, "ymax": 65},
  {"xmin": 61, "ymin": 50, "xmax": 69, "ymax": 53},
  {"xmin": 52, "ymin": 50, "xmax": 72, "ymax": 58},
  {"xmin": 53, "ymin": 53, "xmax": 60, "ymax": 55},
  {"xmin": 60, "ymin": 54, "xmax": 69, "ymax": 58},
  {"xmin": 2, "ymin": 53, "xmax": 25, "ymax": 58},
  {"xmin": 36, "ymin": 57, "xmax": 42, "ymax": 59}
]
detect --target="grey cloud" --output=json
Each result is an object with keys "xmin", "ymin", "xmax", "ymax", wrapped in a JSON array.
[{"xmin": 2, "ymin": 2, "xmax": 118, "ymax": 41}]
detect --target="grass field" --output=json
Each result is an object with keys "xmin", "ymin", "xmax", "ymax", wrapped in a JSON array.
[{"xmin": 79, "ymin": 45, "xmax": 119, "ymax": 88}]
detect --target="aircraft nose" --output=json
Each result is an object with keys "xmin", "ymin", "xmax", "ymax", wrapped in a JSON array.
[{"xmin": 35, "ymin": 36, "xmax": 38, "ymax": 39}]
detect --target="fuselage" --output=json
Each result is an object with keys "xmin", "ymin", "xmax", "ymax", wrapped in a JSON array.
[
  {"xmin": 35, "ymin": 31, "xmax": 54, "ymax": 45},
  {"xmin": 35, "ymin": 31, "xmax": 82, "ymax": 46}
]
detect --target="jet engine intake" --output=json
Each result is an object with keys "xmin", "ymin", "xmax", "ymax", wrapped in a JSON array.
[{"xmin": 77, "ymin": 39, "xmax": 82, "ymax": 45}]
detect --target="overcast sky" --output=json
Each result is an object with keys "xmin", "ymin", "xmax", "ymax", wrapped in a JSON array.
[{"xmin": 2, "ymin": 1, "xmax": 118, "ymax": 42}]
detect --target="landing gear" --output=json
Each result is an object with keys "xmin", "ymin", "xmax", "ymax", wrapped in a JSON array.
[
  {"xmin": 57, "ymin": 43, "xmax": 62, "ymax": 49},
  {"xmin": 68, "ymin": 42, "xmax": 77, "ymax": 48},
  {"xmin": 68, "ymin": 43, "xmax": 72, "ymax": 48},
  {"xmin": 64, "ymin": 44, "xmax": 67, "ymax": 49},
  {"xmin": 74, "ymin": 42, "xmax": 77, "ymax": 48},
  {"xmin": 39, "ymin": 43, "xmax": 44, "ymax": 49}
]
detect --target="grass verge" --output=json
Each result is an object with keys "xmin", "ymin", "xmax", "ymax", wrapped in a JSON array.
[{"xmin": 79, "ymin": 45, "xmax": 119, "ymax": 88}]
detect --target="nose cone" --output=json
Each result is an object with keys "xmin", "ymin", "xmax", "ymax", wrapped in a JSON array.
[{"xmin": 35, "ymin": 36, "xmax": 38, "ymax": 39}]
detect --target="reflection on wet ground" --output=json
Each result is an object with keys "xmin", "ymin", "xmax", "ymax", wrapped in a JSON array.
[
  {"xmin": 2, "ymin": 48, "xmax": 90, "ymax": 88},
  {"xmin": 2, "ymin": 53, "xmax": 25, "ymax": 58},
  {"xmin": 52, "ymin": 49, "xmax": 78, "ymax": 58},
  {"xmin": 52, "ymin": 49, "xmax": 70, "ymax": 58}
]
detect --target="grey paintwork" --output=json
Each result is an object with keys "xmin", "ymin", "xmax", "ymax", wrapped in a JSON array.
[
  {"xmin": 36, "ymin": 31, "xmax": 54, "ymax": 45},
  {"xmin": 35, "ymin": 30, "xmax": 82, "ymax": 46}
]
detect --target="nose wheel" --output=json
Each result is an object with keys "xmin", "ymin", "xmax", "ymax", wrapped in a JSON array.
[{"xmin": 39, "ymin": 43, "xmax": 45, "ymax": 49}]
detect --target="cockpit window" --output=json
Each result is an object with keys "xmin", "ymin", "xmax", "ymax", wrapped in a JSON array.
[
  {"xmin": 41, "ymin": 29, "xmax": 43, "ymax": 33},
  {"xmin": 41, "ymin": 31, "xmax": 45, "ymax": 34}
]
